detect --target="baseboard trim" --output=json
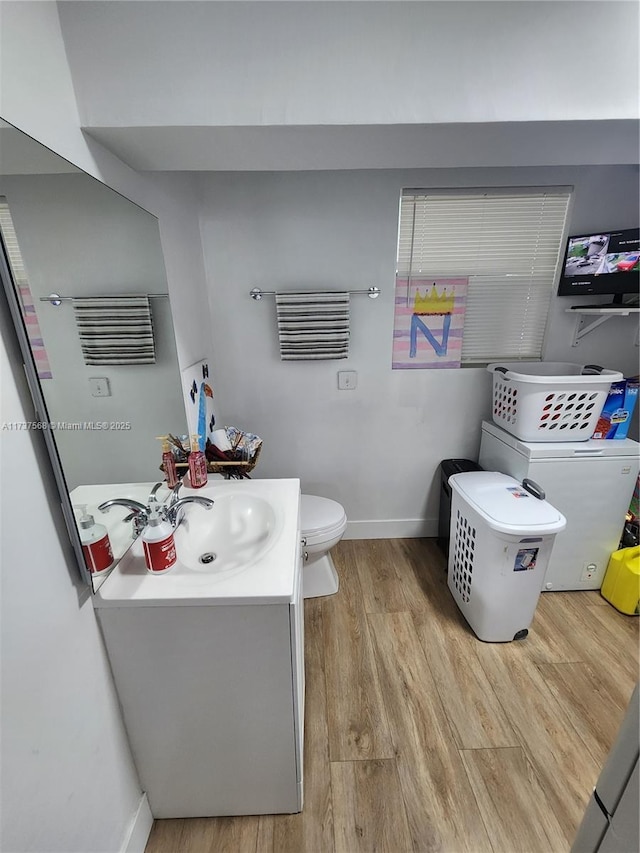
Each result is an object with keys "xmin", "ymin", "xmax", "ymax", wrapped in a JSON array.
[
  {"xmin": 344, "ymin": 518, "xmax": 438, "ymax": 540},
  {"xmin": 122, "ymin": 793, "xmax": 154, "ymax": 853}
]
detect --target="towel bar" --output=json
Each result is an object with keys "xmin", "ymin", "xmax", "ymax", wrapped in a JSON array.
[
  {"xmin": 41, "ymin": 292, "xmax": 169, "ymax": 307},
  {"xmin": 250, "ymin": 287, "xmax": 380, "ymax": 300}
]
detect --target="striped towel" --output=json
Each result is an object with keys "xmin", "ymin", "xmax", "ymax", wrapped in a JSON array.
[
  {"xmin": 275, "ymin": 291, "xmax": 350, "ymax": 360},
  {"xmin": 73, "ymin": 296, "xmax": 155, "ymax": 365}
]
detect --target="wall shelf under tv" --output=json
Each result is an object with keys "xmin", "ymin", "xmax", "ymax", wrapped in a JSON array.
[{"xmin": 566, "ymin": 306, "xmax": 640, "ymax": 346}]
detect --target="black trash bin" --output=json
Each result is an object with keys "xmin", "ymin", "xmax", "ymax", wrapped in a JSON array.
[{"xmin": 437, "ymin": 459, "xmax": 483, "ymax": 559}]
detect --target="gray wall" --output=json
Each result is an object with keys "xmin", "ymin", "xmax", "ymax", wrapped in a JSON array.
[{"xmin": 199, "ymin": 165, "xmax": 639, "ymax": 536}]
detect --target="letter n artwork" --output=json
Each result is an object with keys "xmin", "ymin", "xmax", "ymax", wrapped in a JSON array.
[{"xmin": 392, "ymin": 277, "xmax": 468, "ymax": 369}]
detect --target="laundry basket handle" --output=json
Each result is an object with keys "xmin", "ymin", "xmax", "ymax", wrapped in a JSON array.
[
  {"xmin": 581, "ymin": 364, "xmax": 604, "ymax": 375},
  {"xmin": 522, "ymin": 479, "xmax": 545, "ymax": 500}
]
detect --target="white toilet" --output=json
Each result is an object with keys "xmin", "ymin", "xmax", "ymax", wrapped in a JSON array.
[{"xmin": 300, "ymin": 494, "xmax": 347, "ymax": 598}]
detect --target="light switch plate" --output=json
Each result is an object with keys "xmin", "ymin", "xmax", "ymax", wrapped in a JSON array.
[
  {"xmin": 89, "ymin": 377, "xmax": 111, "ymax": 397},
  {"xmin": 338, "ymin": 370, "xmax": 357, "ymax": 390}
]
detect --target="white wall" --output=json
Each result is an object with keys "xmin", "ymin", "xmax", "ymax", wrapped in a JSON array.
[
  {"xmin": 0, "ymin": 287, "xmax": 147, "ymax": 852},
  {"xmin": 1, "ymin": 172, "xmax": 186, "ymax": 488},
  {"xmin": 55, "ymin": 1, "xmax": 640, "ymax": 172},
  {"xmin": 59, "ymin": 1, "xmax": 639, "ymax": 128},
  {"xmin": 198, "ymin": 165, "xmax": 639, "ymax": 535}
]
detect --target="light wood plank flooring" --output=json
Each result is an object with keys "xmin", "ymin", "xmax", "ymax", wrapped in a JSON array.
[{"xmin": 145, "ymin": 538, "xmax": 638, "ymax": 853}]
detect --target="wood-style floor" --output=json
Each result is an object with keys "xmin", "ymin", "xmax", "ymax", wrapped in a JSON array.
[{"xmin": 145, "ymin": 539, "xmax": 639, "ymax": 853}]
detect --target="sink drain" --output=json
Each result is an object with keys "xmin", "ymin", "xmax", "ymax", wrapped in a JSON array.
[{"xmin": 199, "ymin": 552, "xmax": 217, "ymax": 565}]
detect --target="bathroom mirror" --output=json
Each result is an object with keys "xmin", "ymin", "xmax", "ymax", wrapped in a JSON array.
[{"xmin": 0, "ymin": 121, "xmax": 187, "ymax": 591}]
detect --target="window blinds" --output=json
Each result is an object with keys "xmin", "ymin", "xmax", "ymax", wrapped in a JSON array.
[
  {"xmin": 397, "ymin": 189, "xmax": 572, "ymax": 362},
  {"xmin": 0, "ymin": 198, "xmax": 29, "ymax": 289},
  {"xmin": 0, "ymin": 197, "xmax": 53, "ymax": 378}
]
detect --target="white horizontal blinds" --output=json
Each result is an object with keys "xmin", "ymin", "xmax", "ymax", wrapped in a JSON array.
[
  {"xmin": 0, "ymin": 197, "xmax": 29, "ymax": 290},
  {"xmin": 397, "ymin": 190, "xmax": 571, "ymax": 361},
  {"xmin": 0, "ymin": 197, "xmax": 54, "ymax": 378}
]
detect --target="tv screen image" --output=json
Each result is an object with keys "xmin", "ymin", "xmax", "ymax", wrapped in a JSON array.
[{"xmin": 557, "ymin": 227, "xmax": 639, "ymax": 301}]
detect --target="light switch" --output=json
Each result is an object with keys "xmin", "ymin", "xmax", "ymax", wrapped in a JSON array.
[
  {"xmin": 89, "ymin": 377, "xmax": 111, "ymax": 397},
  {"xmin": 338, "ymin": 370, "xmax": 357, "ymax": 390}
]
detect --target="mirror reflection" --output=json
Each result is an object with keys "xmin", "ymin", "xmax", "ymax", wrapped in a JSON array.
[{"xmin": 0, "ymin": 121, "xmax": 186, "ymax": 591}]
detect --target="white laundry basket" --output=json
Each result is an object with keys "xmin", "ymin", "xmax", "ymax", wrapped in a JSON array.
[
  {"xmin": 448, "ymin": 472, "xmax": 566, "ymax": 642},
  {"xmin": 487, "ymin": 362, "xmax": 623, "ymax": 441}
]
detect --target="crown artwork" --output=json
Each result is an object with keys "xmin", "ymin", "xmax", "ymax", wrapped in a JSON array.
[{"xmin": 413, "ymin": 285, "xmax": 455, "ymax": 315}]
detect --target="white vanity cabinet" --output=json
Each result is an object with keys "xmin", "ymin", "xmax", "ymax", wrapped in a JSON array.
[
  {"xmin": 97, "ymin": 562, "xmax": 304, "ymax": 817},
  {"xmin": 94, "ymin": 478, "xmax": 304, "ymax": 818}
]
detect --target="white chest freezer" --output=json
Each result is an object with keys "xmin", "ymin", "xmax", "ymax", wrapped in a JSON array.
[{"xmin": 479, "ymin": 421, "xmax": 640, "ymax": 590}]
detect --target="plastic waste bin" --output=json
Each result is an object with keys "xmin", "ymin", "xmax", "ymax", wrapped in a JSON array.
[
  {"xmin": 448, "ymin": 471, "xmax": 566, "ymax": 642},
  {"xmin": 437, "ymin": 459, "xmax": 483, "ymax": 559}
]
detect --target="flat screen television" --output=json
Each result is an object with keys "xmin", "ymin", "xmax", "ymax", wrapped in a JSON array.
[{"xmin": 557, "ymin": 227, "xmax": 639, "ymax": 305}]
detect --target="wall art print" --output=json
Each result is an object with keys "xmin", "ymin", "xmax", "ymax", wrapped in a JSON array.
[
  {"xmin": 392, "ymin": 277, "xmax": 468, "ymax": 369},
  {"xmin": 181, "ymin": 358, "xmax": 216, "ymax": 451}
]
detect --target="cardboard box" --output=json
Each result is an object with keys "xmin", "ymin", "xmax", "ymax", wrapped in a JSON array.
[{"xmin": 592, "ymin": 376, "xmax": 639, "ymax": 439}]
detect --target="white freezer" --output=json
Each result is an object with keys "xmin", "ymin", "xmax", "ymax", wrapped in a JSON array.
[{"xmin": 479, "ymin": 421, "xmax": 639, "ymax": 591}]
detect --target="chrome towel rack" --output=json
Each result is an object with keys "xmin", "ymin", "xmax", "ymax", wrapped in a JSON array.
[
  {"xmin": 249, "ymin": 287, "xmax": 381, "ymax": 300},
  {"xmin": 40, "ymin": 292, "xmax": 169, "ymax": 307}
]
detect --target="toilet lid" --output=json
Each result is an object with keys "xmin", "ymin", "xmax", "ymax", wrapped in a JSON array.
[{"xmin": 301, "ymin": 495, "xmax": 347, "ymax": 541}]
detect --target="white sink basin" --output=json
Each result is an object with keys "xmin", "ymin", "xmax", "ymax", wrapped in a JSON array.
[
  {"xmin": 94, "ymin": 478, "xmax": 301, "ymax": 607},
  {"xmin": 174, "ymin": 491, "xmax": 278, "ymax": 573}
]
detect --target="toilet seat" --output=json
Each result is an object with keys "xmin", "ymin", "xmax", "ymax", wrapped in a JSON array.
[{"xmin": 301, "ymin": 495, "xmax": 347, "ymax": 547}]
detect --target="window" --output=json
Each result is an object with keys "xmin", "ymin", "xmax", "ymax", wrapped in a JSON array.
[
  {"xmin": 396, "ymin": 188, "xmax": 572, "ymax": 362},
  {"xmin": 0, "ymin": 197, "xmax": 53, "ymax": 378}
]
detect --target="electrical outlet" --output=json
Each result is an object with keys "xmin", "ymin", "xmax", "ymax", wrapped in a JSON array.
[
  {"xmin": 338, "ymin": 370, "xmax": 357, "ymax": 390},
  {"xmin": 89, "ymin": 377, "xmax": 111, "ymax": 397}
]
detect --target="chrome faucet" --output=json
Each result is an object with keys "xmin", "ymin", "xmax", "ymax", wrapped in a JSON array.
[
  {"xmin": 98, "ymin": 481, "xmax": 213, "ymax": 536},
  {"xmin": 166, "ymin": 495, "xmax": 214, "ymax": 528},
  {"xmin": 98, "ymin": 498, "xmax": 150, "ymax": 537}
]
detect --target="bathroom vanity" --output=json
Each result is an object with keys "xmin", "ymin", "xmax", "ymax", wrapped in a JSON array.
[{"xmin": 94, "ymin": 478, "xmax": 304, "ymax": 818}]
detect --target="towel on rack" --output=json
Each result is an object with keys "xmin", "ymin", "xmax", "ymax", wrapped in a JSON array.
[
  {"xmin": 73, "ymin": 296, "xmax": 155, "ymax": 365},
  {"xmin": 275, "ymin": 291, "xmax": 350, "ymax": 360}
]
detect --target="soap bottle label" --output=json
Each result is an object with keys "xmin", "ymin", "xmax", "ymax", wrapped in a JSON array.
[
  {"xmin": 143, "ymin": 535, "xmax": 177, "ymax": 573},
  {"xmin": 82, "ymin": 534, "xmax": 114, "ymax": 574},
  {"xmin": 189, "ymin": 452, "xmax": 208, "ymax": 488},
  {"xmin": 163, "ymin": 452, "xmax": 179, "ymax": 489}
]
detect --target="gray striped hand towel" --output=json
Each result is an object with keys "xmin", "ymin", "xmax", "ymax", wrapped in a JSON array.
[
  {"xmin": 275, "ymin": 291, "xmax": 350, "ymax": 360},
  {"xmin": 73, "ymin": 296, "xmax": 156, "ymax": 365}
]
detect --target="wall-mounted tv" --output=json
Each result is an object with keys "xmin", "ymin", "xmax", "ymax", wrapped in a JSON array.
[{"xmin": 557, "ymin": 227, "xmax": 639, "ymax": 304}]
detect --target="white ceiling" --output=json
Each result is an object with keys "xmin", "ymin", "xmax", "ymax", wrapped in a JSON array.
[{"xmin": 56, "ymin": 1, "xmax": 640, "ymax": 171}]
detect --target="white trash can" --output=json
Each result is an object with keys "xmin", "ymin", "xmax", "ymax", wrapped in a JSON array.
[{"xmin": 448, "ymin": 471, "xmax": 566, "ymax": 642}]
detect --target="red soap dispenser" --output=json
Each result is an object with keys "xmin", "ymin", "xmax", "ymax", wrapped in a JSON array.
[
  {"xmin": 188, "ymin": 434, "xmax": 208, "ymax": 489},
  {"xmin": 157, "ymin": 435, "xmax": 179, "ymax": 489},
  {"xmin": 76, "ymin": 505, "xmax": 114, "ymax": 574},
  {"xmin": 141, "ymin": 505, "xmax": 177, "ymax": 574}
]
